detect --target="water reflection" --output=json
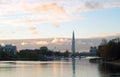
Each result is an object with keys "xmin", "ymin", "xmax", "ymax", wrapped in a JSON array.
[
  {"xmin": 0, "ymin": 60, "xmax": 120, "ymax": 77},
  {"xmin": 98, "ymin": 63, "xmax": 120, "ymax": 77},
  {"xmin": 72, "ymin": 58, "xmax": 76, "ymax": 77}
]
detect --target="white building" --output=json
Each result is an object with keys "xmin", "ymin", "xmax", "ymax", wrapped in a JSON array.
[
  {"xmin": 89, "ymin": 46, "xmax": 97, "ymax": 56},
  {"xmin": 0, "ymin": 44, "xmax": 17, "ymax": 54}
]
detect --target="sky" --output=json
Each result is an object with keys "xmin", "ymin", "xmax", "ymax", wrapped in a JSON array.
[{"xmin": 0, "ymin": 0, "xmax": 120, "ymax": 51}]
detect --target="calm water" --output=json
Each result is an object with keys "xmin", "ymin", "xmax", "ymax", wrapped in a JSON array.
[{"xmin": 0, "ymin": 58, "xmax": 120, "ymax": 77}]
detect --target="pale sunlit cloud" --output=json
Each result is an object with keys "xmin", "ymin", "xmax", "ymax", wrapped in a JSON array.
[
  {"xmin": 21, "ymin": 42, "xmax": 28, "ymax": 46},
  {"xmin": 0, "ymin": 43, "xmax": 5, "ymax": 46},
  {"xmin": 20, "ymin": 41, "xmax": 49, "ymax": 46},
  {"xmin": 34, "ymin": 41, "xmax": 49, "ymax": 45},
  {"xmin": 51, "ymin": 38, "xmax": 70, "ymax": 45}
]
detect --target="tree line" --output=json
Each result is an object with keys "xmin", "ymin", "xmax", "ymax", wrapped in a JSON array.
[
  {"xmin": 98, "ymin": 38, "xmax": 120, "ymax": 61},
  {"xmin": 0, "ymin": 46, "xmax": 71, "ymax": 61}
]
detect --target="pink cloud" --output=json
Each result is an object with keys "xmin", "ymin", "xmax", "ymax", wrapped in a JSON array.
[
  {"xmin": 0, "ymin": 0, "xmax": 119, "ymax": 27},
  {"xmin": 35, "ymin": 41, "xmax": 49, "ymax": 45},
  {"xmin": 31, "ymin": 3, "xmax": 66, "ymax": 14},
  {"xmin": 32, "ymin": 31, "xmax": 40, "ymax": 35},
  {"xmin": 20, "ymin": 41, "xmax": 49, "ymax": 46},
  {"xmin": 51, "ymin": 38, "xmax": 70, "ymax": 45},
  {"xmin": 28, "ymin": 26, "xmax": 37, "ymax": 30},
  {"xmin": 27, "ymin": 25, "xmax": 40, "ymax": 35}
]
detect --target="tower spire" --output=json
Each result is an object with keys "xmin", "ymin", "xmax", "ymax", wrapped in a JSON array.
[{"xmin": 72, "ymin": 31, "xmax": 75, "ymax": 55}]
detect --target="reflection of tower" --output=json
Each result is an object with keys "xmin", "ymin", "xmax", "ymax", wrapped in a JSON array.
[
  {"xmin": 72, "ymin": 58, "xmax": 76, "ymax": 77},
  {"xmin": 72, "ymin": 31, "xmax": 75, "ymax": 55}
]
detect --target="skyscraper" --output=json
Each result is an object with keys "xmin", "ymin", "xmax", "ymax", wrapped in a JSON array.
[{"xmin": 72, "ymin": 31, "xmax": 75, "ymax": 55}]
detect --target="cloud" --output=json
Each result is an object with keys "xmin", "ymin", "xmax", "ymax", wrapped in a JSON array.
[
  {"xmin": 0, "ymin": 1, "xmax": 82, "ymax": 26},
  {"xmin": 34, "ymin": 41, "xmax": 49, "ymax": 45},
  {"xmin": 84, "ymin": 2, "xmax": 101, "ymax": 10},
  {"xmin": 0, "ymin": 1, "xmax": 120, "ymax": 15},
  {"xmin": 20, "ymin": 41, "xmax": 49, "ymax": 46},
  {"xmin": 32, "ymin": 31, "xmax": 40, "ymax": 35},
  {"xmin": 51, "ymin": 38, "xmax": 70, "ymax": 45},
  {"xmin": 0, "ymin": 43, "xmax": 5, "ymax": 46},
  {"xmin": 21, "ymin": 42, "xmax": 28, "ymax": 46},
  {"xmin": 102, "ymin": 1, "xmax": 120, "ymax": 8},
  {"xmin": 28, "ymin": 25, "xmax": 40, "ymax": 35},
  {"xmin": 31, "ymin": 3, "xmax": 65, "ymax": 14},
  {"xmin": 0, "ymin": 0, "xmax": 120, "ymax": 27},
  {"xmin": 77, "ymin": 1, "xmax": 120, "ymax": 12},
  {"xmin": 16, "ymin": 15, "xmax": 82, "ymax": 25},
  {"xmin": 0, "ymin": 2, "xmax": 66, "ymax": 15},
  {"xmin": 28, "ymin": 26, "xmax": 37, "ymax": 30},
  {"xmin": 17, "ymin": 1, "xmax": 120, "ymax": 24}
]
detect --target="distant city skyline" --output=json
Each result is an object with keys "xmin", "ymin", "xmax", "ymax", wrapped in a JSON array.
[
  {"xmin": 0, "ymin": 0, "xmax": 120, "ymax": 40},
  {"xmin": 0, "ymin": 35, "xmax": 118, "ymax": 52}
]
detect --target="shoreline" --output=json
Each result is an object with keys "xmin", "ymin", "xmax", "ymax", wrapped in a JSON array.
[
  {"xmin": 89, "ymin": 58, "xmax": 120, "ymax": 66},
  {"xmin": 104, "ymin": 61, "xmax": 120, "ymax": 66}
]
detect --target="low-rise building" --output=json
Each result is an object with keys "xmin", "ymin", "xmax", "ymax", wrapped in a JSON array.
[
  {"xmin": 89, "ymin": 46, "xmax": 97, "ymax": 56},
  {"xmin": 0, "ymin": 44, "xmax": 17, "ymax": 54}
]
